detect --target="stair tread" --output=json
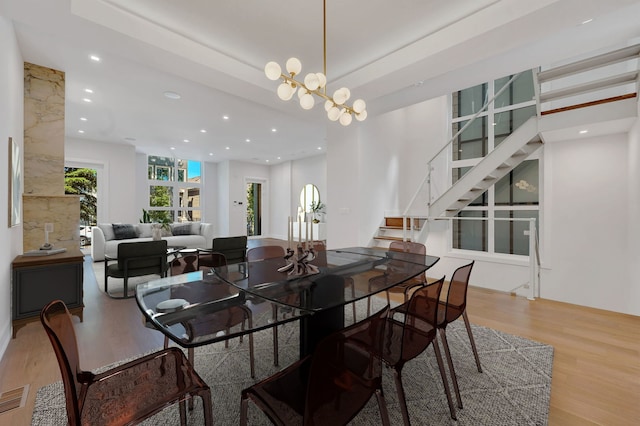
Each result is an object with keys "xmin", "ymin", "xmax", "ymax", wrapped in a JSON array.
[
  {"xmin": 374, "ymin": 235, "xmax": 412, "ymax": 242},
  {"xmin": 379, "ymin": 226, "xmax": 420, "ymax": 230}
]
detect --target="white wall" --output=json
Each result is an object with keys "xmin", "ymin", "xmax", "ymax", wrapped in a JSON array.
[
  {"xmin": 66, "ymin": 138, "xmax": 137, "ymax": 223},
  {"xmin": 0, "ymin": 17, "xmax": 24, "ymax": 358},
  {"xmin": 542, "ymin": 133, "xmax": 630, "ymax": 312},
  {"xmin": 269, "ymin": 161, "xmax": 292, "ymax": 241}
]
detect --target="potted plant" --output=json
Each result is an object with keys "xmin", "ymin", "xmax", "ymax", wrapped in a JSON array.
[{"xmin": 309, "ymin": 201, "xmax": 325, "ymax": 223}]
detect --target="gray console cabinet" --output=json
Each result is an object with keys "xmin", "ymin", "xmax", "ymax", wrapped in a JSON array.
[{"xmin": 12, "ymin": 248, "xmax": 84, "ymax": 337}]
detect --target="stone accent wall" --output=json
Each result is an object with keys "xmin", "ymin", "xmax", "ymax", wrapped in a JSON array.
[{"xmin": 23, "ymin": 62, "xmax": 80, "ymax": 252}]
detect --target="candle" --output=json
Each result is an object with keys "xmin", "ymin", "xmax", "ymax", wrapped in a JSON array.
[
  {"xmin": 287, "ymin": 216, "xmax": 291, "ymax": 249},
  {"xmin": 298, "ymin": 213, "xmax": 302, "ymax": 245},
  {"xmin": 310, "ymin": 219, "xmax": 313, "ymax": 247}
]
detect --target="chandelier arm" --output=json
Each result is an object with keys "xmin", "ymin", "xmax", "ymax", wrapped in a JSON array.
[{"xmin": 280, "ymin": 74, "xmax": 358, "ymax": 115}]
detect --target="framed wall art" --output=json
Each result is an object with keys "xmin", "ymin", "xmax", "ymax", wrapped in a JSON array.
[{"xmin": 8, "ymin": 137, "xmax": 22, "ymax": 227}]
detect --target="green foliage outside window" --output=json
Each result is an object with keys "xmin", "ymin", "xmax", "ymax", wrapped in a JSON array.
[{"xmin": 64, "ymin": 167, "xmax": 97, "ymax": 225}]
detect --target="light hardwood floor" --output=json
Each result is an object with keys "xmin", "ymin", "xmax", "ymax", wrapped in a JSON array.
[{"xmin": 1, "ymin": 239, "xmax": 638, "ymax": 425}]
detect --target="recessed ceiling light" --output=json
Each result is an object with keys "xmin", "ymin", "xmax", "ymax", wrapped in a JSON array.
[
  {"xmin": 84, "ymin": 88, "xmax": 93, "ymax": 93},
  {"xmin": 89, "ymin": 55, "xmax": 101, "ymax": 62},
  {"xmin": 581, "ymin": 18, "xmax": 593, "ymax": 25},
  {"xmin": 277, "ymin": 156, "xmax": 281, "ymax": 160},
  {"xmin": 209, "ymin": 153, "xmax": 213, "ymax": 156},
  {"xmin": 266, "ymin": 159, "xmax": 270, "ymax": 163},
  {"xmin": 317, "ymin": 147, "xmax": 322, "ymax": 150},
  {"xmin": 80, "ymin": 117, "xmax": 87, "ymax": 121},
  {"xmin": 170, "ymin": 147, "xmax": 176, "ymax": 150},
  {"xmin": 183, "ymin": 139, "xmax": 190, "ymax": 143},
  {"xmin": 271, "ymin": 128, "xmax": 277, "ymax": 132},
  {"xmin": 82, "ymin": 98, "xmax": 92, "ymax": 103},
  {"xmin": 200, "ymin": 129, "xmax": 207, "ymax": 133},
  {"xmin": 78, "ymin": 130, "xmax": 84, "ymax": 133},
  {"xmin": 245, "ymin": 138, "xmax": 251, "ymax": 142},
  {"xmin": 579, "ymin": 129, "xmax": 588, "ymax": 134},
  {"xmin": 222, "ymin": 115, "xmax": 229, "ymax": 120},
  {"xmin": 225, "ymin": 146, "xmax": 230, "ymax": 150},
  {"xmin": 163, "ymin": 91, "xmax": 181, "ymax": 100}
]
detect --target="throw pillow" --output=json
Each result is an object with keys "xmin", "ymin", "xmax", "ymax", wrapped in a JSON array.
[
  {"xmin": 97, "ymin": 223, "xmax": 116, "ymax": 241},
  {"xmin": 171, "ymin": 223, "xmax": 193, "ymax": 236},
  {"xmin": 137, "ymin": 223, "xmax": 153, "ymax": 238},
  {"xmin": 112, "ymin": 223, "xmax": 138, "ymax": 240},
  {"xmin": 190, "ymin": 222, "xmax": 201, "ymax": 235}
]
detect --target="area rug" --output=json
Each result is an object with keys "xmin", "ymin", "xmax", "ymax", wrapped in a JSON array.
[{"xmin": 32, "ymin": 298, "xmax": 553, "ymax": 425}]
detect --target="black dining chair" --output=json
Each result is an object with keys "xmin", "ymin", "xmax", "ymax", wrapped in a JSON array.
[{"xmin": 104, "ymin": 240, "xmax": 169, "ymax": 298}]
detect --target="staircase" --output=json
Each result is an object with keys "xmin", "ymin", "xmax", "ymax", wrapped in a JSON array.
[
  {"xmin": 429, "ymin": 117, "xmax": 542, "ymax": 217},
  {"xmin": 380, "ymin": 42, "xmax": 639, "ymax": 245},
  {"xmin": 373, "ymin": 216, "xmax": 426, "ymax": 243}
]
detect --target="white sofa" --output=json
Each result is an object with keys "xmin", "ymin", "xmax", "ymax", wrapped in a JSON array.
[{"xmin": 91, "ymin": 222, "xmax": 214, "ymax": 261}]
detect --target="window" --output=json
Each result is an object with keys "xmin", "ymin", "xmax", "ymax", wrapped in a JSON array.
[
  {"xmin": 450, "ymin": 70, "xmax": 539, "ymax": 255},
  {"xmin": 147, "ymin": 156, "xmax": 201, "ymax": 222}
]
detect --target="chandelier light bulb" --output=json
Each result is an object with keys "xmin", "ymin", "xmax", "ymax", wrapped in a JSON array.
[
  {"xmin": 277, "ymin": 82, "xmax": 294, "ymax": 101},
  {"xmin": 327, "ymin": 106, "xmax": 341, "ymax": 121},
  {"xmin": 353, "ymin": 99, "xmax": 366, "ymax": 113},
  {"xmin": 324, "ymin": 100, "xmax": 333, "ymax": 112},
  {"xmin": 265, "ymin": 62, "xmax": 282, "ymax": 80},
  {"xmin": 298, "ymin": 87, "xmax": 307, "ymax": 99},
  {"xmin": 316, "ymin": 73, "xmax": 327, "ymax": 88},
  {"xmin": 341, "ymin": 87, "xmax": 351, "ymax": 102},
  {"xmin": 304, "ymin": 73, "xmax": 320, "ymax": 91},
  {"xmin": 286, "ymin": 57, "xmax": 302, "ymax": 76},
  {"xmin": 300, "ymin": 93, "xmax": 315, "ymax": 110},
  {"xmin": 339, "ymin": 111, "xmax": 353, "ymax": 126},
  {"xmin": 355, "ymin": 109, "xmax": 368, "ymax": 121},
  {"xmin": 333, "ymin": 88, "xmax": 348, "ymax": 105}
]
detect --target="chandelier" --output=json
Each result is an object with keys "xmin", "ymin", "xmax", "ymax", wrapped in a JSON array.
[{"xmin": 264, "ymin": 0, "xmax": 367, "ymax": 126}]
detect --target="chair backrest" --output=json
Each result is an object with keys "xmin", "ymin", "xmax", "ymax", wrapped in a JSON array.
[
  {"xmin": 389, "ymin": 240, "xmax": 426, "ymax": 255},
  {"xmin": 40, "ymin": 300, "xmax": 83, "ymax": 423},
  {"xmin": 388, "ymin": 240, "xmax": 427, "ymax": 267},
  {"xmin": 304, "ymin": 306, "xmax": 390, "ymax": 425},
  {"xmin": 395, "ymin": 276, "xmax": 445, "ymax": 364},
  {"xmin": 246, "ymin": 245, "xmax": 285, "ymax": 261},
  {"xmin": 117, "ymin": 240, "xmax": 168, "ymax": 271},
  {"xmin": 443, "ymin": 261, "xmax": 474, "ymax": 323},
  {"xmin": 197, "ymin": 251, "xmax": 228, "ymax": 271},
  {"xmin": 212, "ymin": 236, "xmax": 247, "ymax": 264}
]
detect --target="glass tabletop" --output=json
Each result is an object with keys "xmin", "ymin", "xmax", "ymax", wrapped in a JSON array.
[
  {"xmin": 136, "ymin": 247, "xmax": 439, "ymax": 349},
  {"xmin": 213, "ymin": 247, "xmax": 440, "ymax": 313},
  {"xmin": 136, "ymin": 270, "xmax": 308, "ymax": 348}
]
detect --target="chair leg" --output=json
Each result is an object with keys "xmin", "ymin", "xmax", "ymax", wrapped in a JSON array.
[
  {"xmin": 249, "ymin": 329, "xmax": 255, "ymax": 378},
  {"xmin": 350, "ymin": 282, "xmax": 357, "ymax": 322},
  {"xmin": 392, "ymin": 368, "xmax": 411, "ymax": 426},
  {"xmin": 433, "ymin": 338, "xmax": 457, "ymax": 420},
  {"xmin": 438, "ymin": 328, "xmax": 463, "ymax": 409},
  {"xmin": 375, "ymin": 388, "xmax": 391, "ymax": 426},
  {"xmin": 272, "ymin": 304, "xmax": 279, "ymax": 367},
  {"xmin": 163, "ymin": 335, "xmax": 169, "ymax": 349},
  {"xmin": 188, "ymin": 348, "xmax": 195, "ymax": 410},
  {"xmin": 462, "ymin": 310, "xmax": 482, "ymax": 373},
  {"xmin": 178, "ymin": 399, "xmax": 187, "ymax": 425},
  {"xmin": 240, "ymin": 395, "xmax": 249, "ymax": 426},
  {"xmin": 200, "ymin": 389, "xmax": 214, "ymax": 426},
  {"xmin": 272, "ymin": 326, "xmax": 279, "ymax": 367},
  {"xmin": 367, "ymin": 296, "xmax": 371, "ymax": 316}
]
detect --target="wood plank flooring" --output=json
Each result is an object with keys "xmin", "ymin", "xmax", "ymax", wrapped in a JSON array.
[{"xmin": 1, "ymin": 238, "xmax": 638, "ymax": 425}]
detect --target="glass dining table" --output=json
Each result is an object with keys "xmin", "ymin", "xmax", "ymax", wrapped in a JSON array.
[{"xmin": 136, "ymin": 246, "xmax": 440, "ymax": 358}]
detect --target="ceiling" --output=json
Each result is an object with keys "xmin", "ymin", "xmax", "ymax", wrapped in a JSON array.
[{"xmin": 2, "ymin": 0, "xmax": 640, "ymax": 164}]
